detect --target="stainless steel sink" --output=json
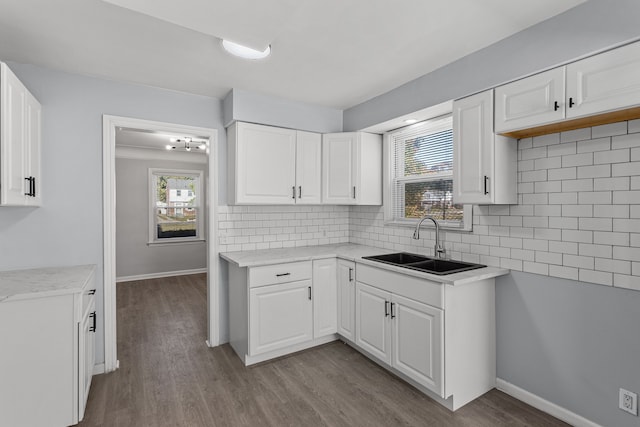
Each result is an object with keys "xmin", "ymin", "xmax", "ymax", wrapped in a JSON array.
[{"xmin": 362, "ymin": 252, "xmax": 485, "ymax": 275}]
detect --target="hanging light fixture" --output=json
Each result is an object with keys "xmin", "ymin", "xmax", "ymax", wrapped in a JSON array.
[
  {"xmin": 166, "ymin": 137, "xmax": 206, "ymax": 151},
  {"xmin": 222, "ymin": 39, "xmax": 271, "ymax": 60}
]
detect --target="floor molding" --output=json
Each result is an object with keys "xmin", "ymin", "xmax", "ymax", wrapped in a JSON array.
[
  {"xmin": 93, "ymin": 363, "xmax": 105, "ymax": 376},
  {"xmin": 116, "ymin": 268, "xmax": 207, "ymax": 283},
  {"xmin": 496, "ymin": 378, "xmax": 602, "ymax": 427}
]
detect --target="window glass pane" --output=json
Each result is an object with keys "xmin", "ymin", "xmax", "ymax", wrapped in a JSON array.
[
  {"xmin": 154, "ymin": 174, "xmax": 199, "ymax": 240},
  {"xmin": 403, "ymin": 128, "xmax": 453, "ymax": 178},
  {"xmin": 403, "ymin": 179, "xmax": 464, "ymax": 220}
]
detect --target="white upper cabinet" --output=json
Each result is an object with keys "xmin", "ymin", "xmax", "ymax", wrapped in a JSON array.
[
  {"xmin": 1, "ymin": 62, "xmax": 41, "ymax": 206},
  {"xmin": 322, "ymin": 132, "xmax": 382, "ymax": 205},
  {"xmin": 495, "ymin": 41, "xmax": 640, "ymax": 135},
  {"xmin": 295, "ymin": 130, "xmax": 322, "ymax": 204},
  {"xmin": 566, "ymin": 41, "xmax": 640, "ymax": 119},
  {"xmin": 228, "ymin": 122, "xmax": 322, "ymax": 205},
  {"xmin": 453, "ymin": 90, "xmax": 517, "ymax": 205},
  {"xmin": 495, "ymin": 67, "xmax": 565, "ymax": 133}
]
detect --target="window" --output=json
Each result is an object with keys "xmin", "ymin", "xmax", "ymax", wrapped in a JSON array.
[
  {"xmin": 387, "ymin": 115, "xmax": 470, "ymax": 229},
  {"xmin": 149, "ymin": 169, "xmax": 204, "ymax": 243}
]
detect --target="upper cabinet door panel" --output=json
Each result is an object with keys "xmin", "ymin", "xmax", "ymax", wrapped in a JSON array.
[
  {"xmin": 295, "ymin": 130, "xmax": 322, "ymax": 204},
  {"xmin": 453, "ymin": 91, "xmax": 493, "ymax": 204},
  {"xmin": 322, "ymin": 133, "xmax": 356, "ymax": 204},
  {"xmin": 236, "ymin": 123, "xmax": 296, "ymax": 204},
  {"xmin": 567, "ymin": 41, "xmax": 640, "ymax": 119},
  {"xmin": 495, "ymin": 67, "xmax": 565, "ymax": 133},
  {"xmin": 1, "ymin": 64, "xmax": 27, "ymax": 205}
]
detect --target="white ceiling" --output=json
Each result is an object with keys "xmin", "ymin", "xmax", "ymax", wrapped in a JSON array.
[
  {"xmin": 116, "ymin": 127, "xmax": 208, "ymax": 153},
  {"xmin": 0, "ymin": 0, "xmax": 585, "ymax": 109}
]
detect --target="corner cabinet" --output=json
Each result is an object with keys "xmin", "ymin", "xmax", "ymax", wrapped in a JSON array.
[
  {"xmin": 453, "ymin": 90, "xmax": 517, "ymax": 205},
  {"xmin": 322, "ymin": 132, "xmax": 382, "ymax": 205},
  {"xmin": 495, "ymin": 40, "xmax": 640, "ymax": 136},
  {"xmin": 228, "ymin": 260, "xmax": 338, "ymax": 366},
  {"xmin": 1, "ymin": 62, "xmax": 42, "ymax": 206},
  {"xmin": 227, "ymin": 121, "xmax": 321, "ymax": 205}
]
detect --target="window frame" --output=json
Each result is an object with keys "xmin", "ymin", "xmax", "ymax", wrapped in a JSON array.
[
  {"xmin": 148, "ymin": 168, "xmax": 205, "ymax": 245},
  {"xmin": 383, "ymin": 115, "xmax": 472, "ymax": 231}
]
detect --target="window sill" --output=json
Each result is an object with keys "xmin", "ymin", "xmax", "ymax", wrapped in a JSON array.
[
  {"xmin": 383, "ymin": 219, "xmax": 472, "ymax": 232},
  {"xmin": 147, "ymin": 239, "xmax": 206, "ymax": 247}
]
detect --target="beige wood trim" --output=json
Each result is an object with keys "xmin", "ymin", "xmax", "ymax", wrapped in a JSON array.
[{"xmin": 500, "ymin": 107, "xmax": 640, "ymax": 139}]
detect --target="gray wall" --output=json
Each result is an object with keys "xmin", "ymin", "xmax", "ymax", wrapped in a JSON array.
[
  {"xmin": 344, "ymin": 0, "xmax": 640, "ymax": 131},
  {"xmin": 0, "ymin": 62, "xmax": 226, "ymax": 365},
  {"xmin": 497, "ymin": 271, "xmax": 640, "ymax": 427},
  {"xmin": 223, "ymin": 88, "xmax": 343, "ymax": 132},
  {"xmin": 115, "ymin": 157, "xmax": 207, "ymax": 278}
]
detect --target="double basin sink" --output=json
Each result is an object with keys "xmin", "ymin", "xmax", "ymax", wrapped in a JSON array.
[{"xmin": 362, "ymin": 252, "xmax": 485, "ymax": 275}]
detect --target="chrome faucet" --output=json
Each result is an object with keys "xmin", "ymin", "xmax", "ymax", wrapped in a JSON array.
[{"xmin": 413, "ymin": 215, "xmax": 446, "ymax": 259}]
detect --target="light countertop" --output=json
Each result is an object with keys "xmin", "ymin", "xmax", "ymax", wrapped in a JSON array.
[
  {"xmin": 0, "ymin": 265, "xmax": 96, "ymax": 302},
  {"xmin": 220, "ymin": 244, "xmax": 508, "ymax": 286}
]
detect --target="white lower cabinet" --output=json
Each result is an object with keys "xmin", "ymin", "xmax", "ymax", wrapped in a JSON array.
[
  {"xmin": 78, "ymin": 289, "xmax": 96, "ymax": 421},
  {"xmin": 336, "ymin": 259, "xmax": 355, "ymax": 341},
  {"xmin": 249, "ymin": 280, "xmax": 313, "ymax": 355},
  {"xmin": 354, "ymin": 263, "xmax": 494, "ymax": 411},
  {"xmin": 228, "ymin": 260, "xmax": 338, "ymax": 365}
]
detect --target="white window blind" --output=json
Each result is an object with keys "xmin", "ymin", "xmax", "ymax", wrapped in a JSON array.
[{"xmin": 389, "ymin": 115, "xmax": 467, "ymax": 228}]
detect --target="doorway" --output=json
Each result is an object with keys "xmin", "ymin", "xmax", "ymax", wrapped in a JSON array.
[{"xmin": 103, "ymin": 116, "xmax": 218, "ymax": 372}]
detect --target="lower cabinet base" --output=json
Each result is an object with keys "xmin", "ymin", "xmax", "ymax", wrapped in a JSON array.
[
  {"xmin": 235, "ymin": 334, "xmax": 338, "ymax": 366},
  {"xmin": 340, "ymin": 338, "xmax": 494, "ymax": 412}
]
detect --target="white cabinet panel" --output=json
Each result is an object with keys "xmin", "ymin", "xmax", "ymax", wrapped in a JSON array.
[
  {"xmin": 337, "ymin": 259, "xmax": 355, "ymax": 341},
  {"xmin": 567, "ymin": 41, "xmax": 640, "ymax": 119},
  {"xmin": 322, "ymin": 132, "xmax": 382, "ymax": 205},
  {"xmin": 392, "ymin": 294, "xmax": 444, "ymax": 397},
  {"xmin": 355, "ymin": 282, "xmax": 391, "ymax": 364},
  {"xmin": 234, "ymin": 122, "xmax": 297, "ymax": 204},
  {"xmin": 78, "ymin": 293, "xmax": 96, "ymax": 421},
  {"xmin": 495, "ymin": 67, "xmax": 565, "ymax": 133},
  {"xmin": 249, "ymin": 280, "xmax": 313, "ymax": 355},
  {"xmin": 296, "ymin": 130, "xmax": 322, "ymax": 204},
  {"xmin": 312, "ymin": 258, "xmax": 337, "ymax": 338},
  {"xmin": 453, "ymin": 90, "xmax": 517, "ymax": 205},
  {"xmin": 25, "ymin": 91, "xmax": 41, "ymax": 206}
]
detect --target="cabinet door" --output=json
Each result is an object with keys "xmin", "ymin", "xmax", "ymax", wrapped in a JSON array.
[
  {"xmin": 235, "ymin": 122, "xmax": 296, "ymax": 204},
  {"xmin": 249, "ymin": 280, "xmax": 313, "ymax": 356},
  {"xmin": 495, "ymin": 67, "xmax": 565, "ymax": 133},
  {"xmin": 312, "ymin": 258, "xmax": 337, "ymax": 338},
  {"xmin": 322, "ymin": 133, "xmax": 356, "ymax": 204},
  {"xmin": 567, "ymin": 41, "xmax": 640, "ymax": 119},
  {"xmin": 355, "ymin": 282, "xmax": 391, "ymax": 364},
  {"xmin": 25, "ymin": 91, "xmax": 41, "ymax": 206},
  {"xmin": 391, "ymin": 294, "xmax": 444, "ymax": 397},
  {"xmin": 295, "ymin": 130, "xmax": 322, "ymax": 204},
  {"xmin": 1, "ymin": 63, "xmax": 27, "ymax": 205},
  {"xmin": 78, "ymin": 298, "xmax": 95, "ymax": 422},
  {"xmin": 453, "ymin": 90, "xmax": 494, "ymax": 204},
  {"xmin": 337, "ymin": 259, "xmax": 355, "ymax": 341}
]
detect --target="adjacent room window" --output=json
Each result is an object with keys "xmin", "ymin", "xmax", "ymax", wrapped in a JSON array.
[
  {"xmin": 388, "ymin": 115, "xmax": 470, "ymax": 229},
  {"xmin": 149, "ymin": 169, "xmax": 204, "ymax": 243}
]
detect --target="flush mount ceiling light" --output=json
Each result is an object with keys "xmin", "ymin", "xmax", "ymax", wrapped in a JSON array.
[
  {"xmin": 222, "ymin": 39, "xmax": 271, "ymax": 60},
  {"xmin": 166, "ymin": 137, "xmax": 206, "ymax": 152},
  {"xmin": 404, "ymin": 118, "xmax": 418, "ymax": 124}
]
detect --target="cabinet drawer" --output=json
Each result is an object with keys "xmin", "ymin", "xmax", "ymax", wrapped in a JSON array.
[
  {"xmin": 356, "ymin": 263, "xmax": 444, "ymax": 309},
  {"xmin": 249, "ymin": 261, "xmax": 312, "ymax": 288}
]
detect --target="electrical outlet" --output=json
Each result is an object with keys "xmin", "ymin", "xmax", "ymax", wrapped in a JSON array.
[{"xmin": 619, "ymin": 388, "xmax": 638, "ymax": 416}]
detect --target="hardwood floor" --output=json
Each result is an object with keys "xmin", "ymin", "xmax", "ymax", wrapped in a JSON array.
[{"xmin": 80, "ymin": 274, "xmax": 567, "ymax": 427}]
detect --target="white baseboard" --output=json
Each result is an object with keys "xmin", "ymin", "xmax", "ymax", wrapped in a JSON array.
[
  {"xmin": 496, "ymin": 378, "xmax": 602, "ymax": 427},
  {"xmin": 116, "ymin": 268, "xmax": 207, "ymax": 283},
  {"xmin": 93, "ymin": 363, "xmax": 105, "ymax": 375}
]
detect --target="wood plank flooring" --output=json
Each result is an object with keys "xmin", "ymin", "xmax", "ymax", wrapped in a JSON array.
[{"xmin": 80, "ymin": 274, "xmax": 567, "ymax": 427}]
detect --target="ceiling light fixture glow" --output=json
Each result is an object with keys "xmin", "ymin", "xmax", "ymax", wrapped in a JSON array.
[
  {"xmin": 222, "ymin": 39, "xmax": 271, "ymax": 60},
  {"xmin": 404, "ymin": 118, "xmax": 418, "ymax": 124}
]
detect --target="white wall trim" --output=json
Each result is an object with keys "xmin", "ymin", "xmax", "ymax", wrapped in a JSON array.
[
  {"xmin": 92, "ymin": 363, "xmax": 105, "ymax": 376},
  {"xmin": 116, "ymin": 145, "xmax": 207, "ymax": 164},
  {"xmin": 103, "ymin": 115, "xmax": 219, "ymax": 374},
  {"xmin": 496, "ymin": 378, "xmax": 603, "ymax": 427},
  {"xmin": 116, "ymin": 268, "xmax": 207, "ymax": 283}
]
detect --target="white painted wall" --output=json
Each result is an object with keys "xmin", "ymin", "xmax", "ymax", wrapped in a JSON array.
[
  {"xmin": 115, "ymin": 157, "xmax": 207, "ymax": 279},
  {"xmin": 0, "ymin": 62, "xmax": 226, "ymax": 364}
]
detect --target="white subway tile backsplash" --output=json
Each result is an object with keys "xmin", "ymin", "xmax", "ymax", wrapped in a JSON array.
[
  {"xmin": 562, "ymin": 179, "xmax": 593, "ymax": 192},
  {"xmin": 593, "ymin": 205, "xmax": 629, "ymax": 218},
  {"xmin": 594, "ymin": 149, "xmax": 630, "ymax": 164},
  {"xmin": 533, "ymin": 133, "xmax": 560, "ymax": 147},
  {"xmin": 561, "ymin": 128, "xmax": 591, "ymax": 143},
  {"xmin": 613, "ymin": 218, "xmax": 640, "ymax": 232},
  {"xmin": 562, "ymin": 152, "xmax": 593, "ymax": 167},
  {"xmin": 523, "ymin": 261, "xmax": 549, "ymax": 275},
  {"xmin": 612, "ymin": 246, "xmax": 640, "ymax": 261},
  {"xmin": 548, "ymin": 167, "xmax": 576, "ymax": 181},
  {"xmin": 549, "ymin": 265, "xmax": 579, "ymax": 280},
  {"xmin": 614, "ymin": 274, "xmax": 640, "ymax": 291},
  {"xmin": 578, "ymin": 191, "xmax": 612, "ymax": 205},
  {"xmin": 631, "ymin": 147, "xmax": 640, "ymax": 161},
  {"xmin": 577, "ymin": 137, "xmax": 611, "ymax": 153},
  {"xmin": 562, "ymin": 229, "xmax": 593, "ymax": 243},
  {"xmin": 549, "ymin": 240, "xmax": 578, "ymax": 255},
  {"xmin": 612, "ymin": 133, "xmax": 640, "ymax": 149},
  {"xmin": 579, "ymin": 243, "xmax": 612, "ymax": 258},
  {"xmin": 613, "ymin": 190, "xmax": 640, "ymax": 204},
  {"xmin": 579, "ymin": 217, "xmax": 612, "ymax": 231},
  {"xmin": 595, "ymin": 258, "xmax": 631, "ymax": 275},
  {"xmin": 592, "ymin": 122, "xmax": 627, "ymax": 138},
  {"xmin": 577, "ymin": 164, "xmax": 610, "ymax": 179},
  {"xmin": 548, "ymin": 142, "xmax": 576, "ymax": 157},
  {"xmin": 612, "ymin": 162, "xmax": 640, "ymax": 177},
  {"xmin": 594, "ymin": 177, "xmax": 629, "ymax": 191},
  {"xmin": 579, "ymin": 269, "xmax": 613, "ymax": 286},
  {"xmin": 549, "ymin": 192, "xmax": 578, "ymax": 205},
  {"xmin": 628, "ymin": 120, "xmax": 640, "ymax": 134},
  {"xmin": 593, "ymin": 231, "xmax": 629, "ymax": 246},
  {"xmin": 564, "ymin": 254, "xmax": 594, "ymax": 269}
]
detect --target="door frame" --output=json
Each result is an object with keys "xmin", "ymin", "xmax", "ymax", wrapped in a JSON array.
[{"xmin": 102, "ymin": 115, "xmax": 219, "ymax": 372}]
